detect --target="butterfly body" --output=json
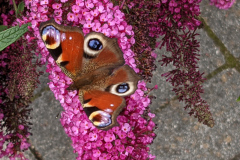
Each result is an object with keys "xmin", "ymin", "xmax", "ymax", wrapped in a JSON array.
[{"xmin": 39, "ymin": 19, "xmax": 140, "ymax": 130}]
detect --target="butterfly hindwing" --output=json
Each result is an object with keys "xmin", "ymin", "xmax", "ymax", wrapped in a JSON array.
[
  {"xmin": 81, "ymin": 65, "xmax": 141, "ymax": 130},
  {"xmin": 105, "ymin": 65, "xmax": 141, "ymax": 97},
  {"xmin": 82, "ymin": 90, "xmax": 125, "ymax": 130}
]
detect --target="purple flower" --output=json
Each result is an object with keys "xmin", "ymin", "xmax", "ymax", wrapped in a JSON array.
[
  {"xmin": 0, "ymin": 113, "xmax": 4, "ymax": 120},
  {"xmin": 72, "ymin": 5, "xmax": 80, "ymax": 13},
  {"xmin": 89, "ymin": 132, "xmax": 98, "ymax": 141},
  {"xmin": 121, "ymin": 123, "xmax": 130, "ymax": 133},
  {"xmin": 67, "ymin": 12, "xmax": 75, "ymax": 21},
  {"xmin": 18, "ymin": 125, "xmax": 24, "ymax": 130},
  {"xmin": 93, "ymin": 149, "xmax": 101, "ymax": 157},
  {"xmin": 52, "ymin": 3, "xmax": 62, "ymax": 9},
  {"xmin": 209, "ymin": 0, "xmax": 235, "ymax": 9},
  {"xmin": 105, "ymin": 142, "xmax": 113, "ymax": 149}
]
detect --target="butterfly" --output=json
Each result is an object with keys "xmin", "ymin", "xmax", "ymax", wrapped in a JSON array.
[{"xmin": 39, "ymin": 19, "xmax": 141, "ymax": 130}]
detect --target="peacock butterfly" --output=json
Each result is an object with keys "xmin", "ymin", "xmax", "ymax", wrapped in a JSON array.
[{"xmin": 39, "ymin": 19, "xmax": 141, "ymax": 130}]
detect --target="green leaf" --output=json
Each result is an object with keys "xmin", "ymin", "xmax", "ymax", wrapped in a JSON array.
[
  {"xmin": 17, "ymin": 1, "xmax": 25, "ymax": 15},
  {"xmin": 237, "ymin": 96, "xmax": 240, "ymax": 102},
  {"xmin": 0, "ymin": 25, "xmax": 8, "ymax": 32},
  {"xmin": 0, "ymin": 22, "xmax": 31, "ymax": 51}
]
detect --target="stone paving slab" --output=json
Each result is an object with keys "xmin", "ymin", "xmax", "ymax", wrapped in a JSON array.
[{"xmin": 5, "ymin": 1, "xmax": 238, "ymax": 160}]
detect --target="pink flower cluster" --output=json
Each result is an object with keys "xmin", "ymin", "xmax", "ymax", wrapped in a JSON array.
[
  {"xmin": 209, "ymin": 0, "xmax": 236, "ymax": 9},
  {"xmin": 24, "ymin": 0, "xmax": 156, "ymax": 159},
  {"xmin": 149, "ymin": 0, "xmax": 202, "ymax": 39},
  {"xmin": 57, "ymin": 81, "xmax": 155, "ymax": 159},
  {"xmin": 0, "ymin": 42, "xmax": 32, "ymax": 159},
  {"xmin": 0, "ymin": 131, "xmax": 30, "ymax": 160}
]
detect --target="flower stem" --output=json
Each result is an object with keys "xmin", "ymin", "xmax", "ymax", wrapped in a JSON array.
[{"xmin": 12, "ymin": 0, "xmax": 18, "ymax": 18}]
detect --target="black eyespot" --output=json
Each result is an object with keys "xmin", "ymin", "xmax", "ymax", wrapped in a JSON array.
[
  {"xmin": 116, "ymin": 83, "xmax": 129, "ymax": 93},
  {"xmin": 88, "ymin": 39, "xmax": 103, "ymax": 50},
  {"xmin": 83, "ymin": 53, "xmax": 95, "ymax": 59},
  {"xmin": 59, "ymin": 61, "xmax": 69, "ymax": 67},
  {"xmin": 83, "ymin": 98, "xmax": 92, "ymax": 104}
]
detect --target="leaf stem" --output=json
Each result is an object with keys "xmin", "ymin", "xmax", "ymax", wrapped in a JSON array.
[{"xmin": 12, "ymin": 0, "xmax": 18, "ymax": 18}]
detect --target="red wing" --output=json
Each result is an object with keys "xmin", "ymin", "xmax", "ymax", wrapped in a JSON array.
[
  {"xmin": 82, "ymin": 90, "xmax": 125, "ymax": 130},
  {"xmin": 80, "ymin": 65, "xmax": 140, "ymax": 130},
  {"xmin": 81, "ymin": 32, "xmax": 125, "ymax": 72},
  {"xmin": 39, "ymin": 19, "xmax": 84, "ymax": 79},
  {"xmin": 91, "ymin": 38, "xmax": 124, "ymax": 66}
]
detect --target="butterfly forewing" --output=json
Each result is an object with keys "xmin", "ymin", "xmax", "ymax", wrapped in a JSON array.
[
  {"xmin": 84, "ymin": 32, "xmax": 125, "ymax": 68},
  {"xmin": 39, "ymin": 19, "xmax": 84, "ymax": 78}
]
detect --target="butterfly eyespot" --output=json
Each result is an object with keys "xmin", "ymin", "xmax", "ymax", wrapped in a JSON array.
[
  {"xmin": 108, "ymin": 82, "xmax": 135, "ymax": 97},
  {"xmin": 116, "ymin": 83, "xmax": 129, "ymax": 93},
  {"xmin": 89, "ymin": 111, "xmax": 111, "ymax": 128},
  {"xmin": 88, "ymin": 39, "xmax": 103, "ymax": 51},
  {"xmin": 41, "ymin": 26, "xmax": 60, "ymax": 49},
  {"xmin": 84, "ymin": 32, "xmax": 106, "ymax": 58}
]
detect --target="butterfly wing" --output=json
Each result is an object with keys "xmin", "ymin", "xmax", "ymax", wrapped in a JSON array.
[
  {"xmin": 83, "ymin": 32, "xmax": 125, "ymax": 68},
  {"xmin": 82, "ymin": 90, "xmax": 125, "ymax": 130},
  {"xmin": 105, "ymin": 65, "xmax": 141, "ymax": 96},
  {"xmin": 81, "ymin": 65, "xmax": 141, "ymax": 130},
  {"xmin": 73, "ymin": 31, "xmax": 125, "ymax": 82},
  {"xmin": 39, "ymin": 19, "xmax": 85, "ymax": 79}
]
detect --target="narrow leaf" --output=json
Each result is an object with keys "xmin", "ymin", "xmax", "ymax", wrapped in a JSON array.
[
  {"xmin": 0, "ymin": 25, "xmax": 8, "ymax": 32},
  {"xmin": 17, "ymin": 2, "xmax": 25, "ymax": 15},
  {"xmin": 0, "ymin": 22, "xmax": 31, "ymax": 51}
]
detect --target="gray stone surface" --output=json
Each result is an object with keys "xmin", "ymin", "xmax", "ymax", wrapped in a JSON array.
[
  {"xmin": 6, "ymin": 1, "xmax": 238, "ymax": 160},
  {"xmin": 23, "ymin": 65, "xmax": 77, "ymax": 159}
]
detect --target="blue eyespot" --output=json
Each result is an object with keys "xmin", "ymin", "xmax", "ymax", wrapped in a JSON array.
[
  {"xmin": 88, "ymin": 39, "xmax": 103, "ymax": 50},
  {"xmin": 116, "ymin": 83, "xmax": 129, "ymax": 93},
  {"xmin": 42, "ymin": 26, "xmax": 60, "ymax": 45}
]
